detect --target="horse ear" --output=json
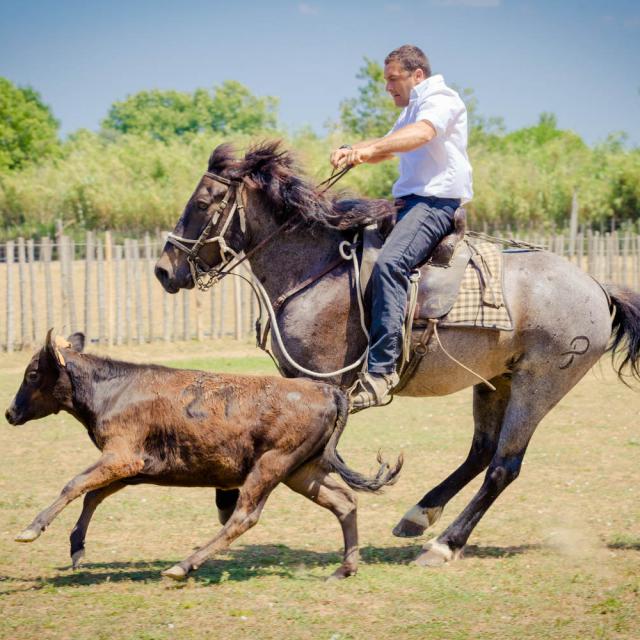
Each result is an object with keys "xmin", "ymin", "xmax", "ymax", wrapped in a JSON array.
[
  {"xmin": 45, "ymin": 329, "xmax": 70, "ymax": 367},
  {"xmin": 66, "ymin": 332, "xmax": 85, "ymax": 353}
]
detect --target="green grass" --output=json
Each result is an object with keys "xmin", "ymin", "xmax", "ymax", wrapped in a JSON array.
[{"xmin": 0, "ymin": 345, "xmax": 639, "ymax": 639}]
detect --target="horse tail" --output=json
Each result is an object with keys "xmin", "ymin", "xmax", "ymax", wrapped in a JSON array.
[
  {"xmin": 321, "ymin": 387, "xmax": 403, "ymax": 492},
  {"xmin": 605, "ymin": 284, "xmax": 640, "ymax": 385}
]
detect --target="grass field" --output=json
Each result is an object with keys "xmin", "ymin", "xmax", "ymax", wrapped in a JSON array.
[{"xmin": 0, "ymin": 340, "xmax": 639, "ymax": 640}]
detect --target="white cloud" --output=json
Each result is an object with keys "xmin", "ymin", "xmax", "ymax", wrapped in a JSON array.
[
  {"xmin": 432, "ymin": 0, "xmax": 501, "ymax": 7},
  {"xmin": 298, "ymin": 3, "xmax": 319, "ymax": 15}
]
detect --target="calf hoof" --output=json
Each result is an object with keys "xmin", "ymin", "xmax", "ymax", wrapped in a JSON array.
[
  {"xmin": 392, "ymin": 505, "xmax": 442, "ymax": 538},
  {"xmin": 162, "ymin": 564, "xmax": 189, "ymax": 581},
  {"xmin": 71, "ymin": 549, "xmax": 85, "ymax": 570},
  {"xmin": 414, "ymin": 540, "xmax": 460, "ymax": 568},
  {"xmin": 15, "ymin": 527, "xmax": 40, "ymax": 543},
  {"xmin": 327, "ymin": 565, "xmax": 357, "ymax": 581}
]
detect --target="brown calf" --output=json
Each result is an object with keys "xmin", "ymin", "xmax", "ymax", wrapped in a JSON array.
[{"xmin": 5, "ymin": 331, "xmax": 402, "ymax": 580}]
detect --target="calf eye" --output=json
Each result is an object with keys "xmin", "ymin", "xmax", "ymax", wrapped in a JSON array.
[{"xmin": 27, "ymin": 371, "xmax": 39, "ymax": 382}]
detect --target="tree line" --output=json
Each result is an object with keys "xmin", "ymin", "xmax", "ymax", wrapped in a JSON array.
[{"xmin": 0, "ymin": 61, "xmax": 638, "ymax": 240}]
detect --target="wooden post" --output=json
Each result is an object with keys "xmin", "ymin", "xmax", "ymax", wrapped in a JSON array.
[
  {"xmin": 172, "ymin": 288, "xmax": 179, "ymax": 342},
  {"xmin": 569, "ymin": 191, "xmax": 578, "ymax": 257},
  {"xmin": 132, "ymin": 239, "xmax": 144, "ymax": 344},
  {"xmin": 17, "ymin": 238, "xmax": 28, "ymax": 348},
  {"xmin": 42, "ymin": 237, "xmax": 54, "ymax": 331},
  {"xmin": 210, "ymin": 286, "xmax": 217, "ymax": 339},
  {"xmin": 163, "ymin": 290, "xmax": 170, "ymax": 343},
  {"xmin": 104, "ymin": 232, "xmax": 114, "ymax": 346},
  {"xmin": 622, "ymin": 228, "xmax": 630, "ymax": 287},
  {"xmin": 114, "ymin": 243, "xmax": 124, "ymax": 346},
  {"xmin": 5, "ymin": 240, "xmax": 14, "ymax": 353},
  {"xmin": 144, "ymin": 233, "xmax": 154, "ymax": 342},
  {"xmin": 183, "ymin": 289, "xmax": 190, "ymax": 341},
  {"xmin": 234, "ymin": 276, "xmax": 243, "ymax": 341},
  {"xmin": 218, "ymin": 278, "xmax": 226, "ymax": 338},
  {"xmin": 27, "ymin": 239, "xmax": 38, "ymax": 344},
  {"xmin": 96, "ymin": 238, "xmax": 106, "ymax": 345},
  {"xmin": 67, "ymin": 237, "xmax": 78, "ymax": 332},
  {"xmin": 124, "ymin": 240, "xmax": 133, "ymax": 344},
  {"xmin": 84, "ymin": 231, "xmax": 94, "ymax": 343}
]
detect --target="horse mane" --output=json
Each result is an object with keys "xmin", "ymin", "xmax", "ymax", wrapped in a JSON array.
[{"xmin": 208, "ymin": 141, "xmax": 396, "ymax": 230}]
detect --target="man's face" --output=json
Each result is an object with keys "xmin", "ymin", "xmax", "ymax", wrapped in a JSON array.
[{"xmin": 384, "ymin": 61, "xmax": 425, "ymax": 108}]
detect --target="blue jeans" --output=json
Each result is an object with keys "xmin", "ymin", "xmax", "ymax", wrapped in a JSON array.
[{"xmin": 368, "ymin": 195, "xmax": 461, "ymax": 374}]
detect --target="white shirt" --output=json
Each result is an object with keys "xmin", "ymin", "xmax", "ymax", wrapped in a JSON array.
[{"xmin": 389, "ymin": 74, "xmax": 473, "ymax": 202}]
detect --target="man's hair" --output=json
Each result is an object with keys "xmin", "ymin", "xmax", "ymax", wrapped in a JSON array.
[{"xmin": 385, "ymin": 45, "xmax": 431, "ymax": 77}]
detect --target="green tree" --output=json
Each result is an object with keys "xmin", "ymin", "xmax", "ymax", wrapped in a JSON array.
[
  {"xmin": 102, "ymin": 81, "xmax": 278, "ymax": 141},
  {"xmin": 0, "ymin": 77, "xmax": 60, "ymax": 171},
  {"xmin": 339, "ymin": 58, "xmax": 399, "ymax": 139}
]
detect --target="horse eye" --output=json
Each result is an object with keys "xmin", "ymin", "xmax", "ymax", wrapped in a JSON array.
[
  {"xmin": 197, "ymin": 200, "xmax": 209, "ymax": 210},
  {"xmin": 27, "ymin": 371, "xmax": 39, "ymax": 382}
]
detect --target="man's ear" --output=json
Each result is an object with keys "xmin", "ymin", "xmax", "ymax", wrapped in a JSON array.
[
  {"xmin": 66, "ymin": 332, "xmax": 85, "ymax": 353},
  {"xmin": 45, "ymin": 328, "xmax": 70, "ymax": 367}
]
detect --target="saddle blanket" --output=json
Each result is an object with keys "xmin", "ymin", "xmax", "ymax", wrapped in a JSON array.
[{"xmin": 436, "ymin": 241, "xmax": 513, "ymax": 331}]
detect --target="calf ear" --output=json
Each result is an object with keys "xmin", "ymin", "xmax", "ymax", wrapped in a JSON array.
[
  {"xmin": 45, "ymin": 329, "xmax": 71, "ymax": 367},
  {"xmin": 66, "ymin": 332, "xmax": 85, "ymax": 353}
]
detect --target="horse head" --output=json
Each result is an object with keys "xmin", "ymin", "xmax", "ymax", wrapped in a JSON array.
[{"xmin": 155, "ymin": 144, "xmax": 248, "ymax": 292}]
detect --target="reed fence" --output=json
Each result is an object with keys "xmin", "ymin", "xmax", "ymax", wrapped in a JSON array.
[{"xmin": 1, "ymin": 226, "xmax": 639, "ymax": 352}]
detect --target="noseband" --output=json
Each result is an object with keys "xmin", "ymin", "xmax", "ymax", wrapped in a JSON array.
[{"xmin": 166, "ymin": 171, "xmax": 247, "ymax": 290}]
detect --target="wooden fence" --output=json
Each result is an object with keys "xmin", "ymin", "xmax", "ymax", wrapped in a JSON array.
[{"xmin": 1, "ymin": 226, "xmax": 640, "ymax": 352}]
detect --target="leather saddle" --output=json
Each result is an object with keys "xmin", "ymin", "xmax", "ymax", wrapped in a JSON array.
[{"xmin": 360, "ymin": 207, "xmax": 470, "ymax": 321}]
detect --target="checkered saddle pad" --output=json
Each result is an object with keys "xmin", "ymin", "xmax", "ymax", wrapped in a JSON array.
[{"xmin": 434, "ymin": 240, "xmax": 512, "ymax": 330}]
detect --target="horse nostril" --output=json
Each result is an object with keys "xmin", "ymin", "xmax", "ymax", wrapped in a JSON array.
[
  {"xmin": 5, "ymin": 408, "xmax": 15, "ymax": 424},
  {"xmin": 154, "ymin": 265, "xmax": 169, "ymax": 286}
]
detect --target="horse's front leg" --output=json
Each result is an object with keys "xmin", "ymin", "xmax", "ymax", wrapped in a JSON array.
[{"xmin": 15, "ymin": 452, "xmax": 144, "ymax": 543}]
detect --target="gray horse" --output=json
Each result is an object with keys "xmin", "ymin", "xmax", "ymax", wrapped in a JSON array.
[{"xmin": 155, "ymin": 142, "xmax": 640, "ymax": 567}]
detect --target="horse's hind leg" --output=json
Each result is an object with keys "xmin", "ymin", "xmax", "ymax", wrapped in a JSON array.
[
  {"xmin": 284, "ymin": 460, "xmax": 358, "ymax": 579},
  {"xmin": 393, "ymin": 375, "xmax": 511, "ymax": 537},
  {"xmin": 414, "ymin": 363, "xmax": 592, "ymax": 567},
  {"xmin": 69, "ymin": 480, "xmax": 127, "ymax": 568}
]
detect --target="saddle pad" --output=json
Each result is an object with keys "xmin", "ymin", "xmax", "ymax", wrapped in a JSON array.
[{"xmin": 437, "ymin": 241, "xmax": 513, "ymax": 330}]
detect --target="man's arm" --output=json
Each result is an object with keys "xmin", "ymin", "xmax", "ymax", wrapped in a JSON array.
[{"xmin": 330, "ymin": 120, "xmax": 436, "ymax": 168}]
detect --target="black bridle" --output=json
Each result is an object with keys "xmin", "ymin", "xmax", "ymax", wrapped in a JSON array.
[{"xmin": 166, "ymin": 172, "xmax": 248, "ymax": 290}]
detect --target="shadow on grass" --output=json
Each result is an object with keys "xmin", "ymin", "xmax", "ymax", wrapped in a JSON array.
[{"xmin": 0, "ymin": 541, "xmax": 540, "ymax": 593}]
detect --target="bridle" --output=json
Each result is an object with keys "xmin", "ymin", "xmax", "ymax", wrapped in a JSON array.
[
  {"xmin": 166, "ymin": 163, "xmax": 353, "ymax": 291},
  {"xmin": 166, "ymin": 172, "xmax": 250, "ymax": 290}
]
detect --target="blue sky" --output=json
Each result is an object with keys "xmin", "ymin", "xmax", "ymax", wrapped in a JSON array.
[{"xmin": 1, "ymin": 0, "xmax": 639, "ymax": 145}]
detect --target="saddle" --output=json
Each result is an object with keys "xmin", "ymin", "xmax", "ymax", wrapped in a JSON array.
[{"xmin": 360, "ymin": 207, "xmax": 471, "ymax": 322}]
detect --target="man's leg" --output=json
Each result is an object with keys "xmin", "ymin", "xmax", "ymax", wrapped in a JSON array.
[{"xmin": 352, "ymin": 196, "xmax": 458, "ymax": 409}]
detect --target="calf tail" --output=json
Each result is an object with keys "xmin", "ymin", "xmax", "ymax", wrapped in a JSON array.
[
  {"xmin": 606, "ymin": 285, "xmax": 640, "ymax": 385},
  {"xmin": 321, "ymin": 388, "xmax": 403, "ymax": 492}
]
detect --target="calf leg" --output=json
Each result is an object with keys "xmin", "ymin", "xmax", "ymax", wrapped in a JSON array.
[
  {"xmin": 215, "ymin": 488, "xmax": 240, "ymax": 525},
  {"xmin": 69, "ymin": 480, "xmax": 127, "ymax": 568},
  {"xmin": 162, "ymin": 451, "xmax": 290, "ymax": 580},
  {"xmin": 15, "ymin": 451, "xmax": 144, "ymax": 543},
  {"xmin": 394, "ymin": 375, "xmax": 510, "ymax": 537},
  {"xmin": 284, "ymin": 460, "xmax": 358, "ymax": 580}
]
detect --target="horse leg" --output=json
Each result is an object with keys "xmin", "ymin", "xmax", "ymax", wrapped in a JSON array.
[
  {"xmin": 393, "ymin": 375, "xmax": 511, "ymax": 537},
  {"xmin": 284, "ymin": 459, "xmax": 358, "ymax": 580},
  {"xmin": 69, "ymin": 480, "xmax": 127, "ymax": 568},
  {"xmin": 215, "ymin": 488, "xmax": 240, "ymax": 525},
  {"xmin": 414, "ymin": 364, "xmax": 590, "ymax": 567}
]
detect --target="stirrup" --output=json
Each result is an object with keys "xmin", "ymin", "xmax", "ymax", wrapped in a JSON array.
[{"xmin": 349, "ymin": 372, "xmax": 399, "ymax": 413}]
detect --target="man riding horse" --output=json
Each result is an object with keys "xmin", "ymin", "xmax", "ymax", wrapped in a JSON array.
[{"xmin": 330, "ymin": 44, "xmax": 473, "ymax": 410}]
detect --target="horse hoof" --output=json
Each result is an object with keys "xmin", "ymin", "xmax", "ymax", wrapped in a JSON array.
[
  {"xmin": 162, "ymin": 565, "xmax": 188, "ymax": 581},
  {"xmin": 414, "ymin": 541, "xmax": 455, "ymax": 568},
  {"xmin": 393, "ymin": 505, "xmax": 443, "ymax": 538},
  {"xmin": 71, "ymin": 549, "xmax": 85, "ymax": 569},
  {"xmin": 393, "ymin": 519, "xmax": 426, "ymax": 538},
  {"xmin": 15, "ymin": 528, "xmax": 40, "ymax": 543}
]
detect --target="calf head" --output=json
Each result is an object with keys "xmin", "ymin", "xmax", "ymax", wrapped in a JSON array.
[{"xmin": 5, "ymin": 330, "xmax": 85, "ymax": 426}]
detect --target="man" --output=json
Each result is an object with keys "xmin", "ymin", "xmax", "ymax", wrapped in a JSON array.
[{"xmin": 330, "ymin": 44, "xmax": 473, "ymax": 409}]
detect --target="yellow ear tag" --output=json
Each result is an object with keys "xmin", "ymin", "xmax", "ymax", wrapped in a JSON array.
[{"xmin": 53, "ymin": 336, "xmax": 71, "ymax": 367}]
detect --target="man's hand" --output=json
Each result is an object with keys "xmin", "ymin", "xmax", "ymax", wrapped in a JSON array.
[{"xmin": 330, "ymin": 146, "xmax": 374, "ymax": 169}]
